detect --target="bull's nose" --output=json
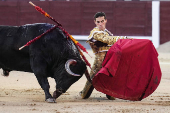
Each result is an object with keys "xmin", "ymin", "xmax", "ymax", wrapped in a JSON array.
[{"xmin": 53, "ymin": 90, "xmax": 62, "ymax": 99}]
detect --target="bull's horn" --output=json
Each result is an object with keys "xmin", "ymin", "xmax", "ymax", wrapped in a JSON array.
[{"xmin": 65, "ymin": 59, "xmax": 81, "ymax": 76}]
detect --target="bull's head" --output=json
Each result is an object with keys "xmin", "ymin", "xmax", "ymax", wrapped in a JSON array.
[{"xmin": 53, "ymin": 58, "xmax": 91, "ymax": 99}]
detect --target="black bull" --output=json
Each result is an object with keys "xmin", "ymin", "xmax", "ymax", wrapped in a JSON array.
[{"xmin": 0, "ymin": 23, "xmax": 87, "ymax": 103}]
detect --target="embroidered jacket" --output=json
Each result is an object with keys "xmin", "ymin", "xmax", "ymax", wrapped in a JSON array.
[{"xmin": 87, "ymin": 27, "xmax": 126, "ymax": 54}]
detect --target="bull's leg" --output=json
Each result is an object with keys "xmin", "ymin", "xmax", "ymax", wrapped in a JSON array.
[
  {"xmin": 35, "ymin": 76, "xmax": 56, "ymax": 103},
  {"xmin": 30, "ymin": 56, "xmax": 55, "ymax": 103}
]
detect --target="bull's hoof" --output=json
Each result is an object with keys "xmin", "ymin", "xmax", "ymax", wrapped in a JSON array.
[{"xmin": 46, "ymin": 98, "xmax": 56, "ymax": 103}]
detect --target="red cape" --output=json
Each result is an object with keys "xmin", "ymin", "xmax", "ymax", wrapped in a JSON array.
[{"xmin": 92, "ymin": 39, "xmax": 162, "ymax": 101}]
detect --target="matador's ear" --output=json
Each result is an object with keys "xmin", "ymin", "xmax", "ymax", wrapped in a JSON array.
[{"xmin": 94, "ymin": 20, "xmax": 96, "ymax": 24}]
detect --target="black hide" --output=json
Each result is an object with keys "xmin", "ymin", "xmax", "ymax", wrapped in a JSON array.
[{"xmin": 0, "ymin": 23, "xmax": 86, "ymax": 102}]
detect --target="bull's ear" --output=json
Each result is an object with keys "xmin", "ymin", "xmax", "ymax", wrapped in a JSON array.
[{"xmin": 65, "ymin": 59, "xmax": 81, "ymax": 76}]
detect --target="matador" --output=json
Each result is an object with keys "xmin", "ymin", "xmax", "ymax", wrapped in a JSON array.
[{"xmin": 80, "ymin": 27, "xmax": 127, "ymax": 99}]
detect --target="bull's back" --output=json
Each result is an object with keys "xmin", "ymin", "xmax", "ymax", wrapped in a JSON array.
[
  {"xmin": 0, "ymin": 23, "xmax": 54, "ymax": 72},
  {"xmin": 0, "ymin": 23, "xmax": 79, "ymax": 73}
]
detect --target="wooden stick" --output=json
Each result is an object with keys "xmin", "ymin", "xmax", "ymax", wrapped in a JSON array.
[
  {"xmin": 29, "ymin": 1, "xmax": 36, "ymax": 7},
  {"xmin": 19, "ymin": 45, "xmax": 26, "ymax": 50}
]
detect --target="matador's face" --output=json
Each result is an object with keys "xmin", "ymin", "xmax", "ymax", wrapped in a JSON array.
[{"xmin": 94, "ymin": 16, "xmax": 107, "ymax": 31}]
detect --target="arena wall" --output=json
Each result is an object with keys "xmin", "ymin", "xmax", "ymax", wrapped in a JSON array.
[{"xmin": 0, "ymin": 1, "xmax": 169, "ymax": 45}]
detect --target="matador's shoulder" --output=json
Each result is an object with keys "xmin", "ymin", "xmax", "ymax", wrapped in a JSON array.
[{"xmin": 88, "ymin": 27, "xmax": 104, "ymax": 39}]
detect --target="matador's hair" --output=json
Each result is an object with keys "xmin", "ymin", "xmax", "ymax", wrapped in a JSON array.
[{"xmin": 94, "ymin": 12, "xmax": 106, "ymax": 20}]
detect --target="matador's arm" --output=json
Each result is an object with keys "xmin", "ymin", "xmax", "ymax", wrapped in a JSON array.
[{"xmin": 93, "ymin": 32, "xmax": 127, "ymax": 45}]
